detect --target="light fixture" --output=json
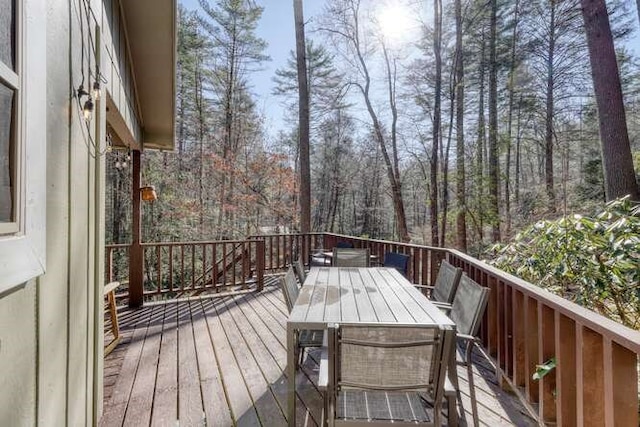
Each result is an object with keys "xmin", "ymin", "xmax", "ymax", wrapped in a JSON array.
[
  {"xmin": 92, "ymin": 80, "xmax": 101, "ymax": 100},
  {"xmin": 140, "ymin": 186, "xmax": 157, "ymax": 202},
  {"xmin": 82, "ymin": 97, "xmax": 94, "ymax": 121},
  {"xmin": 76, "ymin": 84, "xmax": 94, "ymax": 122}
]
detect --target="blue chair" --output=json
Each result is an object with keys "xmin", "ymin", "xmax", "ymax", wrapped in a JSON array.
[
  {"xmin": 384, "ymin": 252, "xmax": 410, "ymax": 276},
  {"xmin": 335, "ymin": 241, "xmax": 354, "ymax": 248}
]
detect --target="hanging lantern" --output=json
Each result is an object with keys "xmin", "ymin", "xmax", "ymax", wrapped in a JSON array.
[{"xmin": 140, "ymin": 185, "xmax": 157, "ymax": 202}]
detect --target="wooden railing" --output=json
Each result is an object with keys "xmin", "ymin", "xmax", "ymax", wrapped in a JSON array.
[
  {"xmin": 248, "ymin": 232, "xmax": 447, "ymax": 287},
  {"xmin": 106, "ymin": 233, "xmax": 640, "ymax": 425},
  {"xmin": 106, "ymin": 239, "xmax": 265, "ymax": 303},
  {"xmin": 448, "ymin": 250, "xmax": 640, "ymax": 426}
]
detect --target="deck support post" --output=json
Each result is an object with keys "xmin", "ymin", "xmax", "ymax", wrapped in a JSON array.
[{"xmin": 129, "ymin": 149, "xmax": 144, "ymax": 307}]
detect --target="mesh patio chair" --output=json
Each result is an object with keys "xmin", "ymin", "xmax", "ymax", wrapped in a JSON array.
[
  {"xmin": 383, "ymin": 252, "xmax": 410, "ymax": 277},
  {"xmin": 279, "ymin": 266, "xmax": 324, "ymax": 368},
  {"xmin": 335, "ymin": 241, "xmax": 354, "ymax": 248},
  {"xmin": 442, "ymin": 275, "xmax": 491, "ymax": 427},
  {"xmin": 416, "ymin": 260, "xmax": 462, "ymax": 305},
  {"xmin": 293, "ymin": 257, "xmax": 307, "ymax": 284},
  {"xmin": 320, "ymin": 323, "xmax": 454, "ymax": 426},
  {"xmin": 331, "ymin": 248, "xmax": 370, "ymax": 267}
]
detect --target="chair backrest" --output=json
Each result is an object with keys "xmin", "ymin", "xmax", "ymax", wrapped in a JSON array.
[
  {"xmin": 279, "ymin": 266, "xmax": 299, "ymax": 312},
  {"xmin": 327, "ymin": 323, "xmax": 452, "ymax": 427},
  {"xmin": 335, "ymin": 241, "xmax": 354, "ymax": 248},
  {"xmin": 449, "ymin": 275, "xmax": 490, "ymax": 337},
  {"xmin": 293, "ymin": 257, "xmax": 306, "ymax": 284},
  {"xmin": 332, "ymin": 248, "xmax": 370, "ymax": 267},
  {"xmin": 431, "ymin": 260, "xmax": 462, "ymax": 304},
  {"xmin": 383, "ymin": 252, "xmax": 410, "ymax": 276}
]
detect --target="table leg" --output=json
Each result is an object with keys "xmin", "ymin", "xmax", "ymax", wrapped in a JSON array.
[
  {"xmin": 448, "ymin": 335, "xmax": 460, "ymax": 427},
  {"xmin": 287, "ymin": 323, "xmax": 296, "ymax": 426}
]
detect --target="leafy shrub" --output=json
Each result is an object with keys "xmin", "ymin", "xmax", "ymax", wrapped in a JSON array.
[{"xmin": 489, "ymin": 197, "xmax": 640, "ymax": 328}]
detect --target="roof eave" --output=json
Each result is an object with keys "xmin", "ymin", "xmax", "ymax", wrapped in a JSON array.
[{"xmin": 122, "ymin": 0, "xmax": 177, "ymax": 152}]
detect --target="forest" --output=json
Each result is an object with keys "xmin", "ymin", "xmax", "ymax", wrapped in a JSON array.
[{"xmin": 106, "ymin": 0, "xmax": 640, "ymax": 258}]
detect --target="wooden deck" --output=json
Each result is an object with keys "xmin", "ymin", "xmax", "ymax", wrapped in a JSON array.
[{"xmin": 101, "ymin": 276, "xmax": 535, "ymax": 426}]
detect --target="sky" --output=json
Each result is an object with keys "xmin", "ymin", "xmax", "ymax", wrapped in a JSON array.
[
  {"xmin": 180, "ymin": 0, "xmax": 640, "ymax": 139},
  {"xmin": 180, "ymin": 0, "xmax": 328, "ymax": 137}
]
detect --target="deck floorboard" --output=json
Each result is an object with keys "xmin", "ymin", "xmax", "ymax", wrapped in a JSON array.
[{"xmin": 101, "ymin": 276, "xmax": 535, "ymax": 426}]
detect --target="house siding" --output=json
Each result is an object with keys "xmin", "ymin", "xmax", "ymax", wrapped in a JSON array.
[
  {"xmin": 103, "ymin": 0, "xmax": 142, "ymax": 145},
  {"xmin": 0, "ymin": 282, "xmax": 37, "ymax": 426},
  {"xmin": 0, "ymin": 0, "xmax": 135, "ymax": 425}
]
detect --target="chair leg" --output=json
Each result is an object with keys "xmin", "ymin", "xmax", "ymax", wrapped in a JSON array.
[
  {"xmin": 466, "ymin": 342, "xmax": 480, "ymax": 427},
  {"xmin": 447, "ymin": 393, "xmax": 458, "ymax": 427},
  {"xmin": 298, "ymin": 347, "xmax": 305, "ymax": 368}
]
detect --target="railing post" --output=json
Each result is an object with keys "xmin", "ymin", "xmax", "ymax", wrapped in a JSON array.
[
  {"xmin": 256, "ymin": 240, "xmax": 265, "ymax": 291},
  {"xmin": 129, "ymin": 149, "xmax": 144, "ymax": 308}
]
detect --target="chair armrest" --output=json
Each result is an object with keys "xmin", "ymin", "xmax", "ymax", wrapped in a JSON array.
[
  {"xmin": 432, "ymin": 301, "xmax": 452, "ymax": 314},
  {"xmin": 455, "ymin": 333, "xmax": 478, "ymax": 342},
  {"xmin": 444, "ymin": 373, "xmax": 457, "ymax": 397},
  {"xmin": 432, "ymin": 301, "xmax": 451, "ymax": 308},
  {"xmin": 104, "ymin": 281, "xmax": 121, "ymax": 295},
  {"xmin": 318, "ymin": 347, "xmax": 329, "ymax": 391},
  {"xmin": 413, "ymin": 285, "xmax": 435, "ymax": 290}
]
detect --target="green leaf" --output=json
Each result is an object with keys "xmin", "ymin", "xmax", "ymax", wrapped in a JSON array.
[{"xmin": 532, "ymin": 357, "xmax": 557, "ymax": 381}]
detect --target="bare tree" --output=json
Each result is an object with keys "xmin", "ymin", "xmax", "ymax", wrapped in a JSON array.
[
  {"xmin": 431, "ymin": 0, "xmax": 443, "ymax": 246},
  {"xmin": 488, "ymin": 0, "xmax": 501, "ymax": 242},
  {"xmin": 294, "ymin": 0, "xmax": 311, "ymax": 233},
  {"xmin": 455, "ymin": 0, "xmax": 467, "ymax": 251},
  {"xmin": 320, "ymin": 0, "xmax": 410, "ymax": 242}
]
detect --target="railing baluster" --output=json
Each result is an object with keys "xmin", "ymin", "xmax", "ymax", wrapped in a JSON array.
[
  {"xmin": 180, "ymin": 244, "xmax": 185, "ymax": 292},
  {"xmin": 202, "ymin": 243, "xmax": 207, "ymax": 291},
  {"xmin": 556, "ymin": 312, "xmax": 576, "ymax": 425},
  {"xmin": 168, "ymin": 245, "xmax": 174, "ymax": 292},
  {"xmin": 611, "ymin": 341, "xmax": 638, "ymax": 425},
  {"xmin": 191, "ymin": 244, "xmax": 195, "ymax": 290},
  {"xmin": 156, "ymin": 245, "xmax": 162, "ymax": 296},
  {"xmin": 524, "ymin": 296, "xmax": 539, "ymax": 403},
  {"xmin": 539, "ymin": 304, "xmax": 556, "ymax": 422},
  {"xmin": 579, "ymin": 327, "xmax": 605, "ymax": 425}
]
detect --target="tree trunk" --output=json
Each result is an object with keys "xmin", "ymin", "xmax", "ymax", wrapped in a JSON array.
[
  {"xmin": 545, "ymin": 1, "xmax": 557, "ymax": 213},
  {"xmin": 515, "ymin": 94, "xmax": 523, "ymax": 204},
  {"xmin": 580, "ymin": 0, "xmax": 640, "ymax": 201},
  {"xmin": 505, "ymin": 0, "xmax": 519, "ymax": 236},
  {"xmin": 194, "ymin": 56, "xmax": 205, "ymax": 230},
  {"xmin": 475, "ymin": 28, "xmax": 486, "ymax": 243},
  {"xmin": 294, "ymin": 0, "xmax": 311, "ymax": 233},
  {"xmin": 431, "ymin": 0, "xmax": 442, "ymax": 246},
  {"xmin": 488, "ymin": 0, "xmax": 501, "ymax": 242},
  {"xmin": 455, "ymin": 0, "xmax": 467, "ymax": 252}
]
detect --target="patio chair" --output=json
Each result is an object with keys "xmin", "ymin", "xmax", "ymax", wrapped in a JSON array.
[
  {"xmin": 320, "ymin": 323, "xmax": 453, "ymax": 426},
  {"xmin": 442, "ymin": 275, "xmax": 491, "ymax": 427},
  {"xmin": 335, "ymin": 241, "xmax": 354, "ymax": 248},
  {"xmin": 417, "ymin": 260, "xmax": 462, "ymax": 305},
  {"xmin": 104, "ymin": 281, "xmax": 122, "ymax": 356},
  {"xmin": 293, "ymin": 257, "xmax": 307, "ymax": 284},
  {"xmin": 383, "ymin": 252, "xmax": 410, "ymax": 277},
  {"xmin": 279, "ymin": 266, "xmax": 324, "ymax": 368},
  {"xmin": 332, "ymin": 247, "xmax": 370, "ymax": 267}
]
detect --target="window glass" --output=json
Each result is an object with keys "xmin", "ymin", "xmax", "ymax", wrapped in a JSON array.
[
  {"xmin": 0, "ymin": 0, "xmax": 15, "ymax": 70},
  {"xmin": 0, "ymin": 82, "xmax": 14, "ymax": 222}
]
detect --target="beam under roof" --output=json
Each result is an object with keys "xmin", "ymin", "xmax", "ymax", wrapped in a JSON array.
[{"xmin": 121, "ymin": 0, "xmax": 177, "ymax": 151}]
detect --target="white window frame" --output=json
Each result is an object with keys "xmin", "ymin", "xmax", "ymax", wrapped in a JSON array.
[{"xmin": 0, "ymin": 0, "xmax": 46, "ymax": 294}]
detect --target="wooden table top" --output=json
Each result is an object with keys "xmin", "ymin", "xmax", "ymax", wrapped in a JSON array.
[{"xmin": 288, "ymin": 267, "xmax": 455, "ymax": 330}]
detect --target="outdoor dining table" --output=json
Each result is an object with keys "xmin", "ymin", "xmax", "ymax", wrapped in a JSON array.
[{"xmin": 286, "ymin": 266, "xmax": 457, "ymax": 426}]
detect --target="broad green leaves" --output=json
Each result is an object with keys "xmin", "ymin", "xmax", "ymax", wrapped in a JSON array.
[{"xmin": 490, "ymin": 197, "xmax": 640, "ymax": 328}]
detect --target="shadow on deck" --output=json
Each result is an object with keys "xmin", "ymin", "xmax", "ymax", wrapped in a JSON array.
[{"xmin": 101, "ymin": 275, "xmax": 535, "ymax": 426}]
